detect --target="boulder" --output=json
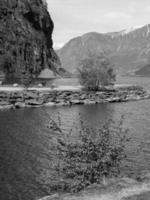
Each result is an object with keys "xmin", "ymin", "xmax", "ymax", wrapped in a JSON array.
[
  {"xmin": 15, "ymin": 102, "xmax": 26, "ymax": 109},
  {"xmin": 70, "ymin": 99, "xmax": 84, "ymax": 105}
]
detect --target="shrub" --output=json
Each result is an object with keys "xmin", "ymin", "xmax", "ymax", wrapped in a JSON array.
[
  {"xmin": 50, "ymin": 115, "xmax": 130, "ymax": 193},
  {"xmin": 78, "ymin": 54, "xmax": 116, "ymax": 91}
]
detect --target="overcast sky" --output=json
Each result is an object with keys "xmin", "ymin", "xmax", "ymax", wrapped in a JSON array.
[{"xmin": 48, "ymin": 0, "xmax": 150, "ymax": 48}]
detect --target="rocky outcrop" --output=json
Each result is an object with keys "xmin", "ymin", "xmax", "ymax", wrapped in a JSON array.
[{"xmin": 0, "ymin": 0, "xmax": 62, "ymax": 84}]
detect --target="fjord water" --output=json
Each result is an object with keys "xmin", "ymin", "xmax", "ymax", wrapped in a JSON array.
[{"xmin": 1, "ymin": 77, "xmax": 150, "ymax": 200}]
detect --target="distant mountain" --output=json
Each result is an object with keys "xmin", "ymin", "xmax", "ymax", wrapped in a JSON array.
[
  {"xmin": 135, "ymin": 64, "xmax": 150, "ymax": 76},
  {"xmin": 57, "ymin": 25, "xmax": 150, "ymax": 76}
]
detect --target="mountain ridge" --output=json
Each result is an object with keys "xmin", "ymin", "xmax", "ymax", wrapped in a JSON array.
[{"xmin": 57, "ymin": 24, "xmax": 150, "ymax": 76}]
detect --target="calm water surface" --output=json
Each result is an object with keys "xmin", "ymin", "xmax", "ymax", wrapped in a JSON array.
[
  {"xmin": 1, "ymin": 77, "xmax": 150, "ymax": 200},
  {"xmin": 54, "ymin": 76, "xmax": 150, "ymax": 91}
]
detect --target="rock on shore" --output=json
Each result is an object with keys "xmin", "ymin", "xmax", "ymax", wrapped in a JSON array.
[{"xmin": 0, "ymin": 86, "xmax": 149, "ymax": 109}]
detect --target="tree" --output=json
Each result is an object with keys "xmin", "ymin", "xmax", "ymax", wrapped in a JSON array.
[{"xmin": 78, "ymin": 54, "xmax": 116, "ymax": 91}]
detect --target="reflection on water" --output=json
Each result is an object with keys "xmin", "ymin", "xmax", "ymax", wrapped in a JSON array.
[
  {"xmin": 0, "ymin": 101, "xmax": 150, "ymax": 199},
  {"xmin": 1, "ymin": 76, "xmax": 150, "ymax": 199}
]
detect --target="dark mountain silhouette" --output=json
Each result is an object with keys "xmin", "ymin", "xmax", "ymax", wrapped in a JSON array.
[{"xmin": 0, "ymin": 0, "xmax": 66, "ymax": 84}]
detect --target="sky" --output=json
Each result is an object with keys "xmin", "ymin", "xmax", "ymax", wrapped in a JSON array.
[{"xmin": 48, "ymin": 0, "xmax": 150, "ymax": 48}]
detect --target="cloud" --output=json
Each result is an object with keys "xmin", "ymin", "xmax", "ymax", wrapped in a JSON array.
[
  {"xmin": 128, "ymin": 7, "xmax": 136, "ymax": 14},
  {"xmin": 146, "ymin": 6, "xmax": 150, "ymax": 12},
  {"xmin": 48, "ymin": 0, "xmax": 150, "ymax": 45},
  {"xmin": 104, "ymin": 12, "xmax": 132, "ymax": 20}
]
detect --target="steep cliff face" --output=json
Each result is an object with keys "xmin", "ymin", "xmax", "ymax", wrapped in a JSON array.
[{"xmin": 0, "ymin": 0, "xmax": 61, "ymax": 84}]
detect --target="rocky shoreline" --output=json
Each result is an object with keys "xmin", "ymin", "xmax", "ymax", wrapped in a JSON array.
[{"xmin": 0, "ymin": 85, "xmax": 149, "ymax": 110}]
